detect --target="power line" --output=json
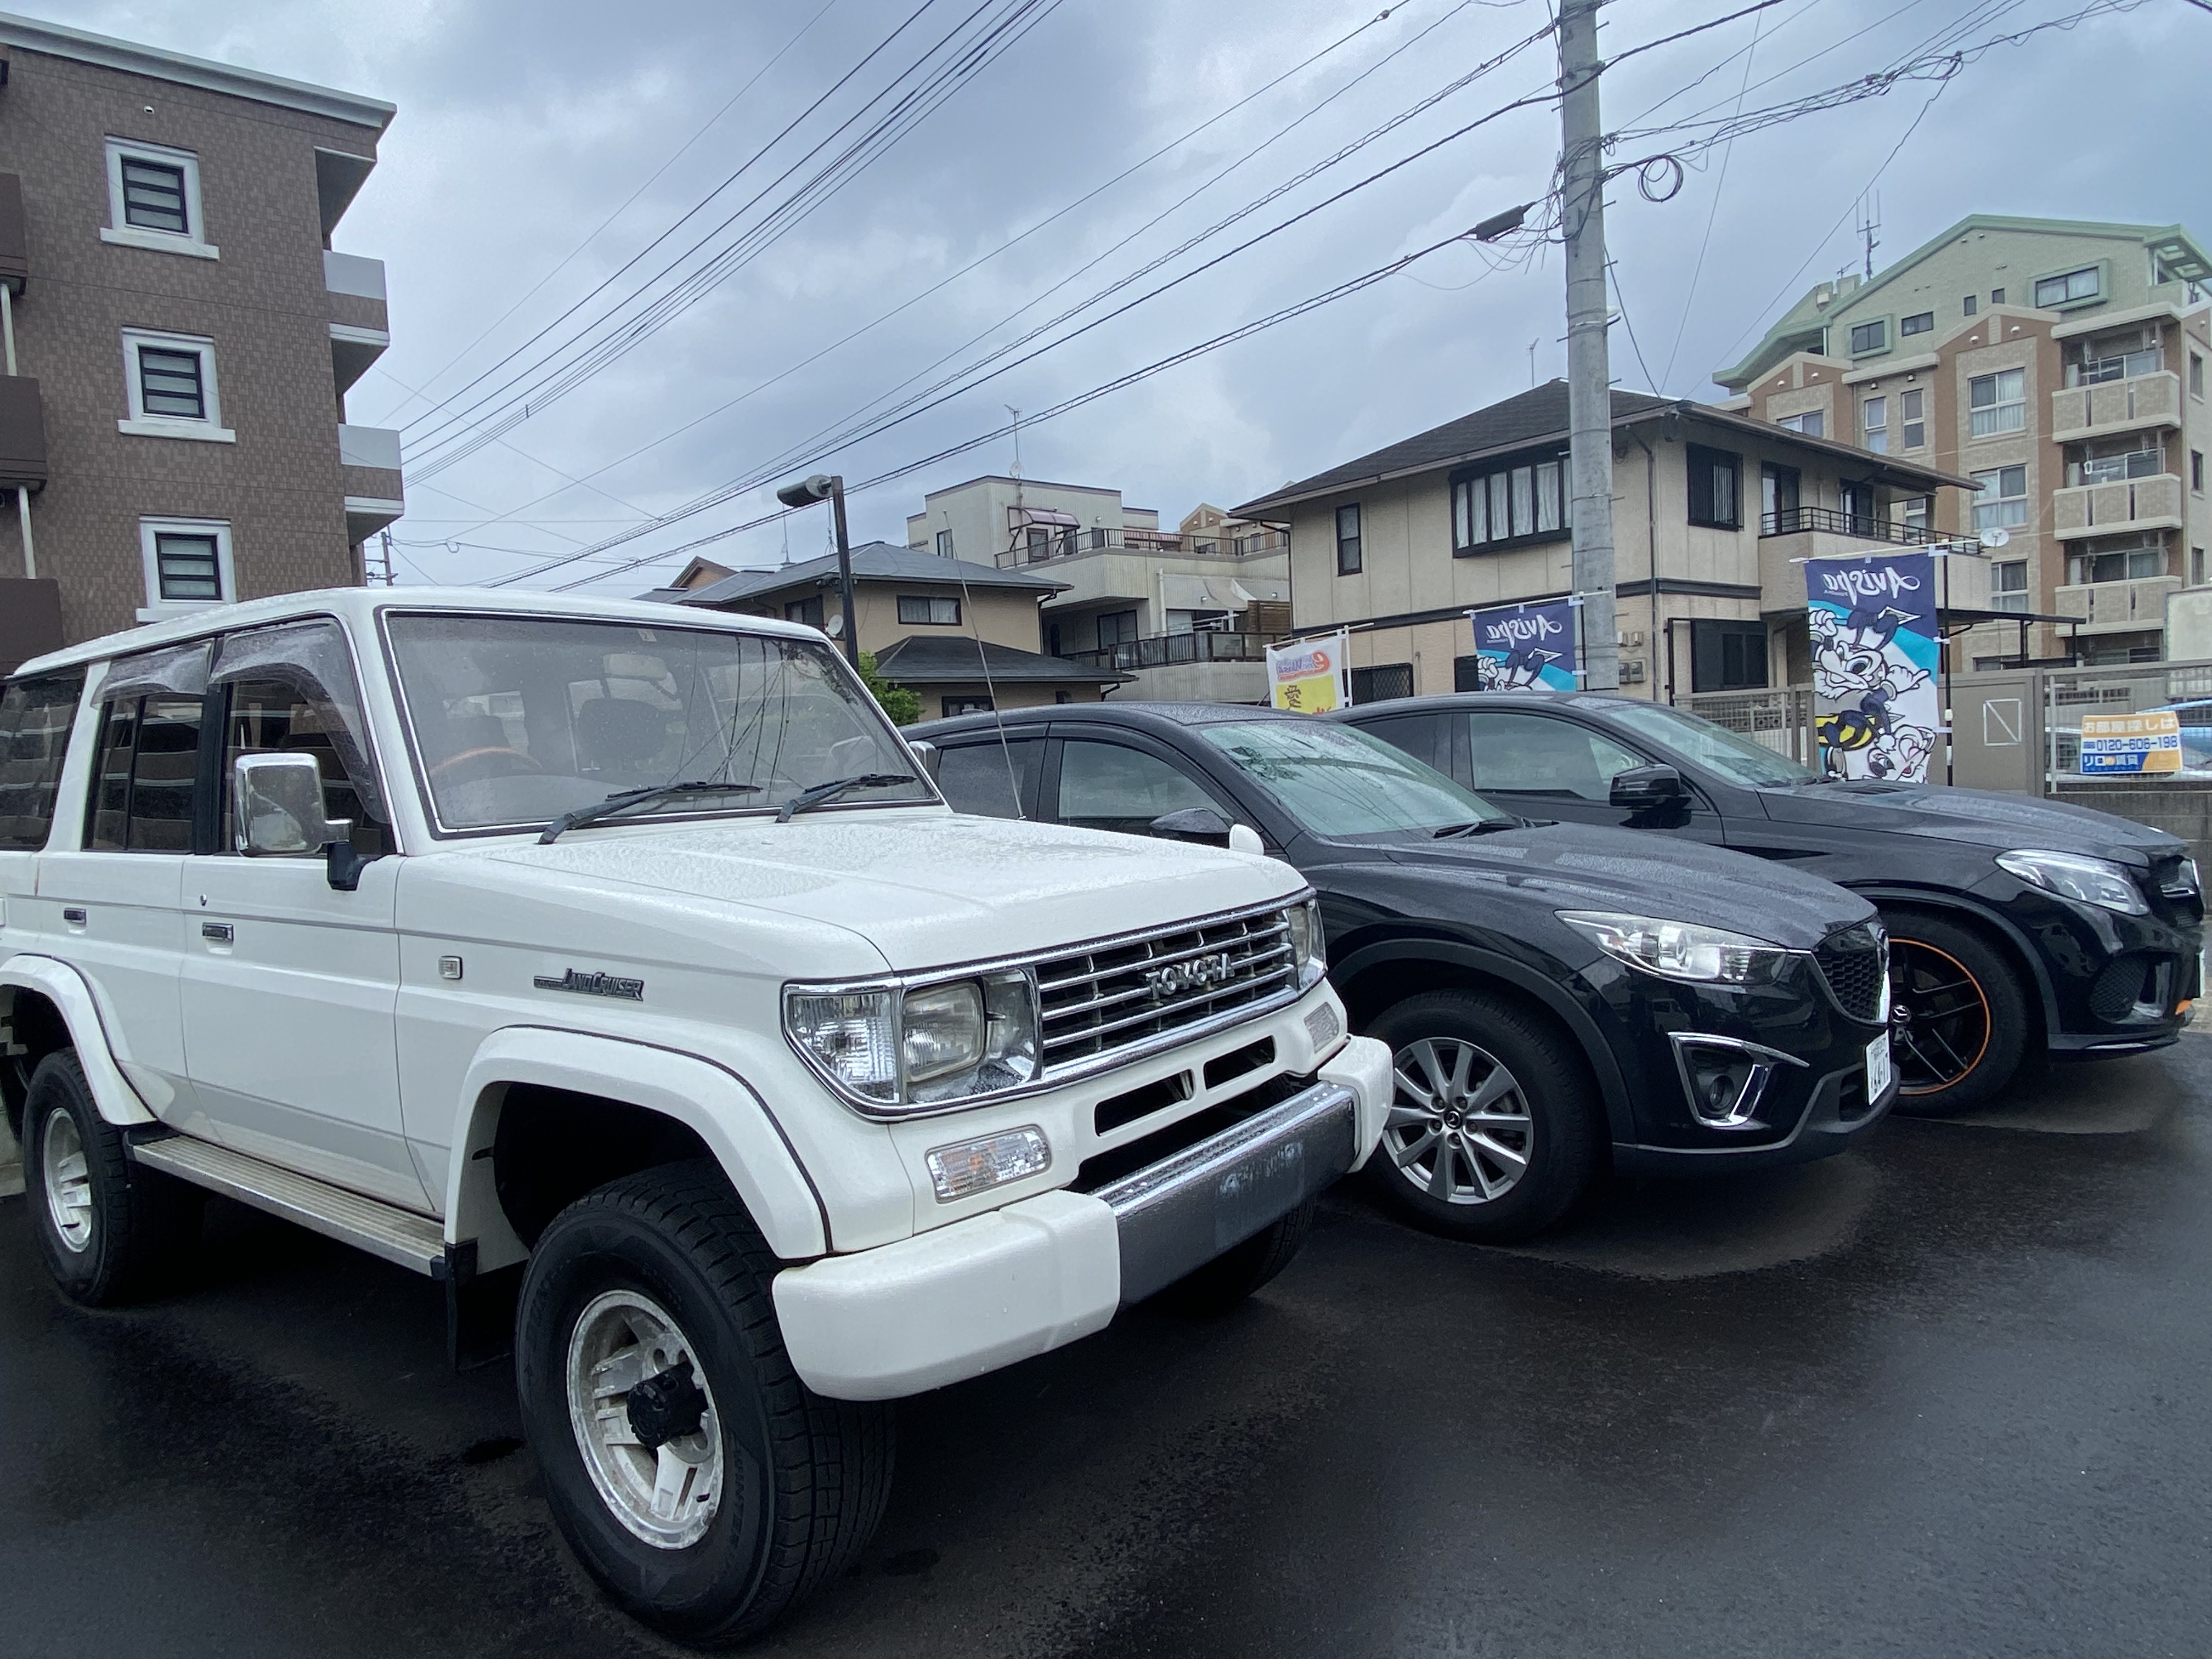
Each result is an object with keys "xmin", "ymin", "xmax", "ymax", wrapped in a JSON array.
[{"xmin": 1656, "ymin": 0, "xmax": 1766, "ymax": 393}]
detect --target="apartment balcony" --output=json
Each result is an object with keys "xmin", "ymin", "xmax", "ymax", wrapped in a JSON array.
[
  {"xmin": 0, "ymin": 173, "xmax": 26, "ymax": 295},
  {"xmin": 2053, "ymin": 574, "xmax": 2181, "ymax": 635},
  {"xmin": 0, "ymin": 375, "xmax": 47, "ymax": 489},
  {"xmin": 2050, "ymin": 370, "xmax": 2182, "ymax": 444},
  {"xmin": 338, "ymin": 422, "xmax": 403, "ymax": 544},
  {"xmin": 1756, "ymin": 506, "xmax": 1950, "ymax": 613},
  {"xmin": 1063, "ymin": 630, "xmax": 1271, "ymax": 703},
  {"xmin": 2052, "ymin": 473, "xmax": 2184, "ymax": 540},
  {"xmin": 995, "ymin": 525, "xmax": 1288, "ymax": 568}
]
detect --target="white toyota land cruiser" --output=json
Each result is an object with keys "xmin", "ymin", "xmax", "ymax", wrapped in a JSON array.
[{"xmin": 0, "ymin": 587, "xmax": 1388, "ymax": 1643}]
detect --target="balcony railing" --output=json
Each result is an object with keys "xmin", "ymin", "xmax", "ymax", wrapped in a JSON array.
[
  {"xmin": 2053, "ymin": 574, "xmax": 2180, "ymax": 631},
  {"xmin": 995, "ymin": 526, "xmax": 1287, "ymax": 568},
  {"xmin": 2052, "ymin": 473, "xmax": 2183, "ymax": 539},
  {"xmin": 338, "ymin": 423, "xmax": 402, "ymax": 471},
  {"xmin": 324, "ymin": 250, "xmax": 387, "ymax": 302},
  {"xmin": 2050, "ymin": 370, "xmax": 2181, "ymax": 442},
  {"xmin": 1063, "ymin": 630, "xmax": 1270, "ymax": 671},
  {"xmin": 1758, "ymin": 505, "xmax": 1942, "ymax": 546}
]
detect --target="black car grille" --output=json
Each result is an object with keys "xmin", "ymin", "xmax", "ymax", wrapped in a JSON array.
[
  {"xmin": 1036, "ymin": 907, "xmax": 1298, "ymax": 1074},
  {"xmin": 1814, "ymin": 922, "xmax": 1888, "ymax": 1023}
]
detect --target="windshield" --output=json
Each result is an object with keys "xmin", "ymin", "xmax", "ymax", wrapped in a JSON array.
[
  {"xmin": 1199, "ymin": 719, "xmax": 1510, "ymax": 837},
  {"xmin": 387, "ymin": 614, "xmax": 933, "ymax": 832},
  {"xmin": 1600, "ymin": 701, "xmax": 1821, "ymax": 788}
]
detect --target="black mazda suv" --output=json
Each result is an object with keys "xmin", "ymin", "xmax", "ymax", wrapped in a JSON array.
[
  {"xmin": 911, "ymin": 704, "xmax": 1898, "ymax": 1244},
  {"xmin": 1337, "ymin": 692, "xmax": 2204, "ymax": 1113}
]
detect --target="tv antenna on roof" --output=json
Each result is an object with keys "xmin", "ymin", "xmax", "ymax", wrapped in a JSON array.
[{"xmin": 1856, "ymin": 190, "xmax": 1881, "ymax": 279}]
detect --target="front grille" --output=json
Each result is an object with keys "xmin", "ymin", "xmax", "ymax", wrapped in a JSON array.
[
  {"xmin": 1815, "ymin": 922, "xmax": 1888, "ymax": 1023},
  {"xmin": 1036, "ymin": 907, "xmax": 1298, "ymax": 1075}
]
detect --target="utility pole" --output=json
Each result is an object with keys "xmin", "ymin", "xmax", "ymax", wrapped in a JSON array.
[
  {"xmin": 775, "ymin": 473, "xmax": 861, "ymax": 667},
  {"xmin": 1559, "ymin": 0, "xmax": 1618, "ymax": 692}
]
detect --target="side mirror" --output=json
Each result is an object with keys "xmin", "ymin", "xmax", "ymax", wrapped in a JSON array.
[
  {"xmin": 1610, "ymin": 763, "xmax": 1686, "ymax": 810},
  {"xmin": 906, "ymin": 737, "xmax": 943, "ymax": 783},
  {"xmin": 1149, "ymin": 806, "xmax": 1232, "ymax": 844},
  {"xmin": 1227, "ymin": 822, "xmax": 1266, "ymax": 856},
  {"xmin": 233, "ymin": 754, "xmax": 368, "ymax": 891}
]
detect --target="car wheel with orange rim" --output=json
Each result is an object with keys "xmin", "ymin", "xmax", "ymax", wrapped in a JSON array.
[{"xmin": 1881, "ymin": 911, "xmax": 2030, "ymax": 1115}]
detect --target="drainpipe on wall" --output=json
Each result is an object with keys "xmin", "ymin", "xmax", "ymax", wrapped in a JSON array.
[{"xmin": 1627, "ymin": 427, "xmax": 1661, "ymax": 700}]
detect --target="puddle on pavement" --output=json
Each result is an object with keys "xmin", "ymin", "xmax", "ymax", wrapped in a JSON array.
[
  {"xmin": 1503, "ymin": 1156, "xmax": 1881, "ymax": 1280},
  {"xmin": 1922, "ymin": 1052, "xmax": 2185, "ymax": 1135}
]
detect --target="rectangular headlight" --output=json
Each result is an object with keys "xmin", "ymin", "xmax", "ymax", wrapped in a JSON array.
[
  {"xmin": 785, "ymin": 990, "xmax": 899, "ymax": 1104},
  {"xmin": 786, "ymin": 969, "xmax": 1042, "ymax": 1114},
  {"xmin": 924, "ymin": 1126, "xmax": 1050, "ymax": 1202}
]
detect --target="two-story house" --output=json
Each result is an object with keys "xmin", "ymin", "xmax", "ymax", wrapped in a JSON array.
[
  {"xmin": 0, "ymin": 12, "xmax": 400, "ymax": 671},
  {"xmin": 647, "ymin": 540, "xmax": 1126, "ymax": 719},
  {"xmin": 1717, "ymin": 215, "xmax": 2212, "ymax": 666},
  {"xmin": 1231, "ymin": 381, "xmax": 1975, "ymax": 702}
]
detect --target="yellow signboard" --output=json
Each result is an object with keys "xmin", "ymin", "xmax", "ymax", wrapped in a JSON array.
[
  {"xmin": 1267, "ymin": 633, "xmax": 1348, "ymax": 714},
  {"xmin": 2079, "ymin": 709, "xmax": 2183, "ymax": 775}
]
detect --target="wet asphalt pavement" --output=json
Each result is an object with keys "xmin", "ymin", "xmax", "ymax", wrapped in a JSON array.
[{"xmin": 2, "ymin": 1042, "xmax": 2208, "ymax": 1659}]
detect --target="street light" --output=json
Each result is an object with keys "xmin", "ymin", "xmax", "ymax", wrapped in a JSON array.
[{"xmin": 774, "ymin": 472, "xmax": 859, "ymax": 666}]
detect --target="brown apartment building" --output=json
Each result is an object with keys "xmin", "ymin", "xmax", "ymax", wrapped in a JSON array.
[
  {"xmin": 1717, "ymin": 215, "xmax": 2212, "ymax": 667},
  {"xmin": 0, "ymin": 12, "xmax": 399, "ymax": 673}
]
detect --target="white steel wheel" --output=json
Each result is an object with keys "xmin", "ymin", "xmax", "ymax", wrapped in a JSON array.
[
  {"xmin": 41, "ymin": 1106, "xmax": 94, "ymax": 1254},
  {"xmin": 566, "ymin": 1289, "xmax": 725, "ymax": 1550},
  {"xmin": 1384, "ymin": 1036, "xmax": 1534, "ymax": 1206}
]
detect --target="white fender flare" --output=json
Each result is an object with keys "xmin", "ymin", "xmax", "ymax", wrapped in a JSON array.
[
  {"xmin": 0, "ymin": 953, "xmax": 157, "ymax": 1126},
  {"xmin": 448, "ymin": 1026, "xmax": 830, "ymax": 1271}
]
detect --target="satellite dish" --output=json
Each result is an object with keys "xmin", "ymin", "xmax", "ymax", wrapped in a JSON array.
[
  {"xmin": 825, "ymin": 613, "xmax": 844, "ymax": 636},
  {"xmin": 1980, "ymin": 527, "xmax": 2010, "ymax": 549}
]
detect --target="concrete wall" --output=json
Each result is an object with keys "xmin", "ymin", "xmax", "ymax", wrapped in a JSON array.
[{"xmin": 2053, "ymin": 778, "xmax": 2212, "ymax": 870}]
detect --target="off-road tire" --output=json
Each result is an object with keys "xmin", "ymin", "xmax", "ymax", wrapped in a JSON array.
[
  {"xmin": 1359, "ymin": 989, "xmax": 1599, "ymax": 1244},
  {"xmin": 1152, "ymin": 1198, "xmax": 1316, "ymax": 1315},
  {"xmin": 23, "ymin": 1050, "xmax": 201, "ymax": 1305},
  {"xmin": 515, "ymin": 1160, "xmax": 893, "ymax": 1644},
  {"xmin": 1883, "ymin": 910, "xmax": 2030, "ymax": 1116}
]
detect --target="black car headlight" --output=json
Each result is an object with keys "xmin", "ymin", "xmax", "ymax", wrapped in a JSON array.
[
  {"xmin": 1556, "ymin": 911, "xmax": 1793, "ymax": 986},
  {"xmin": 786, "ymin": 969, "xmax": 1041, "ymax": 1114},
  {"xmin": 1995, "ymin": 849, "xmax": 2148, "ymax": 916}
]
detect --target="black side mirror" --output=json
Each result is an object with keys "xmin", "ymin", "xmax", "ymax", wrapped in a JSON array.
[
  {"xmin": 1149, "ymin": 807, "xmax": 1232, "ymax": 844},
  {"xmin": 1610, "ymin": 764, "xmax": 1685, "ymax": 809}
]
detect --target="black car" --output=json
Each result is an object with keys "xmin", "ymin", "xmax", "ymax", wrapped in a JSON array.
[
  {"xmin": 1336, "ymin": 693, "xmax": 2204, "ymax": 1113},
  {"xmin": 910, "ymin": 704, "xmax": 1897, "ymax": 1244}
]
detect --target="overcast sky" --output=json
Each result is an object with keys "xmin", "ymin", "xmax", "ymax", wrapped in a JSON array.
[{"xmin": 32, "ymin": 0, "xmax": 2212, "ymax": 590}]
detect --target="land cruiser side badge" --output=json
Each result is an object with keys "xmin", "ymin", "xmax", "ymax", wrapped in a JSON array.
[{"xmin": 534, "ymin": 968, "xmax": 646, "ymax": 1002}]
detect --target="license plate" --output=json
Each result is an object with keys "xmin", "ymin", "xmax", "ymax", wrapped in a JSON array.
[{"xmin": 1866, "ymin": 1031, "xmax": 1893, "ymax": 1099}]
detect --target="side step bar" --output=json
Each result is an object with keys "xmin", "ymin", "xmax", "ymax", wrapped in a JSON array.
[{"xmin": 131, "ymin": 1135, "xmax": 446, "ymax": 1277}]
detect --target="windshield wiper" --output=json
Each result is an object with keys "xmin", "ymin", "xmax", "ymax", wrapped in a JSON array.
[
  {"xmin": 539, "ymin": 780, "xmax": 763, "ymax": 844},
  {"xmin": 1433, "ymin": 818, "xmax": 1523, "ymax": 838},
  {"xmin": 775, "ymin": 772, "xmax": 916, "ymax": 823}
]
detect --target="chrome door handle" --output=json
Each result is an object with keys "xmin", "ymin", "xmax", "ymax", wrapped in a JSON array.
[{"xmin": 201, "ymin": 921, "xmax": 234, "ymax": 944}]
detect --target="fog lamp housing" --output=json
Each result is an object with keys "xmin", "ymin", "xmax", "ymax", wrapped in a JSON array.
[
  {"xmin": 925, "ymin": 1126, "xmax": 1051, "ymax": 1203},
  {"xmin": 1667, "ymin": 1032, "xmax": 1807, "ymax": 1131}
]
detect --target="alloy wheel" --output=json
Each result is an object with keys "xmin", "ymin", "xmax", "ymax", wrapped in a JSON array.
[
  {"xmin": 1889, "ymin": 939, "xmax": 1993, "ymax": 1094},
  {"xmin": 1383, "ymin": 1036, "xmax": 1534, "ymax": 1205},
  {"xmin": 41, "ymin": 1107, "xmax": 93, "ymax": 1254},
  {"xmin": 566, "ymin": 1289, "xmax": 725, "ymax": 1550}
]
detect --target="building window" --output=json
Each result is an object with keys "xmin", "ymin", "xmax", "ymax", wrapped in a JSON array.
[
  {"xmin": 1097, "ymin": 609, "xmax": 1138, "ymax": 647},
  {"xmin": 2076, "ymin": 445, "xmax": 2164, "ymax": 486},
  {"xmin": 1972, "ymin": 466, "xmax": 2028, "ymax": 532},
  {"xmin": 1775, "ymin": 410, "xmax": 1824, "ymax": 438},
  {"xmin": 2067, "ymin": 542, "xmax": 2164, "ymax": 585},
  {"xmin": 1760, "ymin": 463, "xmax": 1801, "ymax": 531},
  {"xmin": 1336, "ymin": 503, "xmax": 1363, "ymax": 574},
  {"xmin": 1901, "ymin": 311, "xmax": 1934, "ymax": 337},
  {"xmin": 118, "ymin": 330, "xmax": 231, "ymax": 441},
  {"xmin": 1968, "ymin": 368, "xmax": 2026, "ymax": 437},
  {"xmin": 896, "ymin": 595, "xmax": 960, "ymax": 625},
  {"xmin": 1900, "ymin": 387, "xmax": 1926, "ymax": 450},
  {"xmin": 2195, "ymin": 450, "xmax": 2205, "ymax": 493},
  {"xmin": 941, "ymin": 696, "xmax": 994, "ymax": 718},
  {"xmin": 102, "ymin": 138, "xmax": 216, "ymax": 258},
  {"xmin": 934, "ymin": 529, "xmax": 953, "ymax": 558},
  {"xmin": 1685, "ymin": 444, "xmax": 1741, "ymax": 529},
  {"xmin": 1991, "ymin": 560, "xmax": 2029, "ymax": 612},
  {"xmin": 1690, "ymin": 620, "xmax": 1768, "ymax": 692},
  {"xmin": 1451, "ymin": 453, "xmax": 1566, "ymax": 552},
  {"xmin": 1849, "ymin": 319, "xmax": 1887, "ymax": 355},
  {"xmin": 1899, "ymin": 494, "xmax": 1932, "ymax": 533},
  {"xmin": 2076, "ymin": 346, "xmax": 2161, "ymax": 385},
  {"xmin": 136, "ymin": 517, "xmax": 233, "ymax": 620},
  {"xmin": 1350, "ymin": 663, "xmax": 1414, "ymax": 704},
  {"xmin": 1861, "ymin": 395, "xmax": 1888, "ymax": 454},
  {"xmin": 1990, "ymin": 288, "xmax": 2006, "ymax": 305},
  {"xmin": 783, "ymin": 596, "xmax": 823, "ymax": 628},
  {"xmin": 2192, "ymin": 352, "xmax": 2205, "ymax": 398},
  {"xmin": 1963, "ymin": 294, "xmax": 1978, "ymax": 317},
  {"xmin": 2196, "ymin": 546, "xmax": 2207, "ymax": 586},
  {"xmin": 2034, "ymin": 267, "xmax": 2101, "ymax": 308},
  {"xmin": 1091, "ymin": 527, "xmax": 1109, "ymax": 550}
]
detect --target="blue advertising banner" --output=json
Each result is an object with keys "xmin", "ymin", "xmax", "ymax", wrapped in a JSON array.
[
  {"xmin": 1467, "ymin": 598, "xmax": 1578, "ymax": 691},
  {"xmin": 1807, "ymin": 550, "xmax": 1941, "ymax": 781}
]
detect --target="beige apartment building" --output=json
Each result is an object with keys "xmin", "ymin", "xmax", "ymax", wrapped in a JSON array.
[
  {"xmin": 1717, "ymin": 215, "xmax": 2212, "ymax": 666},
  {"xmin": 0, "ymin": 12, "xmax": 399, "ymax": 672},
  {"xmin": 1233, "ymin": 381, "xmax": 1975, "ymax": 702},
  {"xmin": 647, "ymin": 540, "xmax": 1126, "ymax": 719}
]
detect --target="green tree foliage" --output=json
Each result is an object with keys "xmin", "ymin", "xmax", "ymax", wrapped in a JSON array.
[{"xmin": 858, "ymin": 651, "xmax": 923, "ymax": 725}]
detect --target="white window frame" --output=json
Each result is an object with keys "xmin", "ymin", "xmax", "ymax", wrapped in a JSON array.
[
  {"xmin": 1861, "ymin": 395, "xmax": 1889, "ymax": 454},
  {"xmin": 1776, "ymin": 410, "xmax": 1824, "ymax": 437},
  {"xmin": 1899, "ymin": 387, "xmax": 1926, "ymax": 451},
  {"xmin": 117, "ymin": 328, "xmax": 235, "ymax": 442},
  {"xmin": 101, "ymin": 137, "xmax": 219, "ymax": 260},
  {"xmin": 1973, "ymin": 466, "xmax": 2029, "ymax": 533},
  {"xmin": 1991, "ymin": 558, "xmax": 2029, "ymax": 612},
  {"xmin": 137, "ymin": 516, "xmax": 235, "ymax": 622},
  {"xmin": 1968, "ymin": 368, "xmax": 2027, "ymax": 438}
]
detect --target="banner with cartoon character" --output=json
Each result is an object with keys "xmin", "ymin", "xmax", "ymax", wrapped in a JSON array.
[
  {"xmin": 1807, "ymin": 551, "xmax": 1940, "ymax": 781},
  {"xmin": 1466, "ymin": 598, "xmax": 1578, "ymax": 691}
]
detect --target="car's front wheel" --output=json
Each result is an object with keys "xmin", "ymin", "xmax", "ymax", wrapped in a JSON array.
[
  {"xmin": 515, "ymin": 1160, "xmax": 893, "ymax": 1644},
  {"xmin": 1882, "ymin": 911, "xmax": 2029, "ymax": 1115},
  {"xmin": 1359, "ymin": 990, "xmax": 1598, "ymax": 1244}
]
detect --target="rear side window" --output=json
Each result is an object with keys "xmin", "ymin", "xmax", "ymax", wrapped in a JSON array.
[
  {"xmin": 0, "ymin": 674, "xmax": 86, "ymax": 850},
  {"xmin": 86, "ymin": 696, "xmax": 203, "ymax": 852},
  {"xmin": 1056, "ymin": 740, "xmax": 1220, "ymax": 836},
  {"xmin": 1465, "ymin": 711, "xmax": 1641, "ymax": 802}
]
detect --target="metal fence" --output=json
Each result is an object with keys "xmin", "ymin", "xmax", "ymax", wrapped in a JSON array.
[
  {"xmin": 1063, "ymin": 630, "xmax": 1269, "ymax": 672},
  {"xmin": 1680, "ymin": 686, "xmax": 1819, "ymax": 765}
]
